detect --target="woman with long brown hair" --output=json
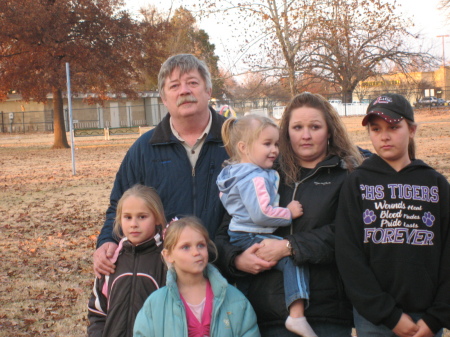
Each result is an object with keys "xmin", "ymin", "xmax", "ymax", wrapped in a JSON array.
[{"xmin": 216, "ymin": 92, "xmax": 363, "ymax": 337}]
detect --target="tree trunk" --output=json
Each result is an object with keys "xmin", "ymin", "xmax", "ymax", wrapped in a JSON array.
[
  {"xmin": 287, "ymin": 61, "xmax": 296, "ymax": 98},
  {"xmin": 51, "ymin": 87, "xmax": 70, "ymax": 149},
  {"xmin": 343, "ymin": 89, "xmax": 354, "ymax": 103}
]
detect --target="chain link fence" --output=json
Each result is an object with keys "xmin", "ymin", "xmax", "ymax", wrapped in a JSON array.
[
  {"xmin": 1, "ymin": 103, "xmax": 168, "ymax": 134},
  {"xmin": 1, "ymin": 88, "xmax": 448, "ymax": 134}
]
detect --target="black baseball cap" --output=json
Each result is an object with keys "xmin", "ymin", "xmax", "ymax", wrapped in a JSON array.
[{"xmin": 362, "ymin": 93, "xmax": 414, "ymax": 126}]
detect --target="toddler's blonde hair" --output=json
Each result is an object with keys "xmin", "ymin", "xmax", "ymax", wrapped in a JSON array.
[{"xmin": 221, "ymin": 114, "xmax": 278, "ymax": 164}]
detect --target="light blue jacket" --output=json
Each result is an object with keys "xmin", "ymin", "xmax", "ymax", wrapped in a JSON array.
[
  {"xmin": 217, "ymin": 163, "xmax": 292, "ymax": 233},
  {"xmin": 133, "ymin": 264, "xmax": 260, "ymax": 337}
]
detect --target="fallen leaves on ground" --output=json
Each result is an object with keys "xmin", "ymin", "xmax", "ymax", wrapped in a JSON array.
[{"xmin": 0, "ymin": 116, "xmax": 449, "ymax": 336}]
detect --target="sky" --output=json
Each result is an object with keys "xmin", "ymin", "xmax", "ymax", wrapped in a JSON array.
[{"xmin": 124, "ymin": 0, "xmax": 450, "ymax": 73}]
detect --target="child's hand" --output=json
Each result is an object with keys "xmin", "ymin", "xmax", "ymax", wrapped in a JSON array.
[
  {"xmin": 392, "ymin": 313, "xmax": 419, "ymax": 337},
  {"xmin": 287, "ymin": 200, "xmax": 303, "ymax": 219},
  {"xmin": 411, "ymin": 319, "xmax": 434, "ymax": 337}
]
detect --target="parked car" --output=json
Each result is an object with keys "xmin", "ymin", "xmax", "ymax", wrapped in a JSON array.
[
  {"xmin": 415, "ymin": 96, "xmax": 439, "ymax": 107},
  {"xmin": 437, "ymin": 98, "xmax": 446, "ymax": 106}
]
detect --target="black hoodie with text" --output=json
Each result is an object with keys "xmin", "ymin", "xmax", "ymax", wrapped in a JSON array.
[{"xmin": 335, "ymin": 154, "xmax": 450, "ymax": 333}]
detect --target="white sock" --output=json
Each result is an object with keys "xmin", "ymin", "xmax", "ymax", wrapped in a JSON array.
[{"xmin": 285, "ymin": 316, "xmax": 317, "ymax": 337}]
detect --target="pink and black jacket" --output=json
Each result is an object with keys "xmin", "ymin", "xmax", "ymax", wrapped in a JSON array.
[{"xmin": 87, "ymin": 236, "xmax": 166, "ymax": 337}]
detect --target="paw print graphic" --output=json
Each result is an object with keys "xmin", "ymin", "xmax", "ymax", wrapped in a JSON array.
[
  {"xmin": 422, "ymin": 212, "xmax": 435, "ymax": 227},
  {"xmin": 363, "ymin": 209, "xmax": 376, "ymax": 225}
]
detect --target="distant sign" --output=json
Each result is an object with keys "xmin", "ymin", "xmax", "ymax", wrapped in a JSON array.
[{"xmin": 273, "ymin": 106, "xmax": 285, "ymax": 119}]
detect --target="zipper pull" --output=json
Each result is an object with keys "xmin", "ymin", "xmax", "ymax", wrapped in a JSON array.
[
  {"xmin": 192, "ymin": 167, "xmax": 195, "ymax": 177},
  {"xmin": 292, "ymin": 182, "xmax": 300, "ymax": 201}
]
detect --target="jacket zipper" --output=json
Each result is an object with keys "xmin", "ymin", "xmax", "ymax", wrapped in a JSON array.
[
  {"xmin": 127, "ymin": 245, "xmax": 137, "ymax": 337},
  {"xmin": 290, "ymin": 164, "xmax": 336, "ymax": 235},
  {"xmin": 191, "ymin": 143, "xmax": 216, "ymax": 214},
  {"xmin": 192, "ymin": 168, "xmax": 197, "ymax": 216},
  {"xmin": 202, "ymin": 162, "xmax": 215, "ymax": 211},
  {"xmin": 191, "ymin": 147, "xmax": 197, "ymax": 215}
]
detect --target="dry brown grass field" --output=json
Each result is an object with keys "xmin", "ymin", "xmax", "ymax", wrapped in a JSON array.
[{"xmin": 0, "ymin": 109, "xmax": 449, "ymax": 336}]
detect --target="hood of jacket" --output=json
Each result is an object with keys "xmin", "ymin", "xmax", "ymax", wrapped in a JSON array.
[
  {"xmin": 216, "ymin": 163, "xmax": 268, "ymax": 194},
  {"xmin": 358, "ymin": 153, "xmax": 432, "ymax": 175},
  {"xmin": 166, "ymin": 264, "xmax": 229, "ymax": 305}
]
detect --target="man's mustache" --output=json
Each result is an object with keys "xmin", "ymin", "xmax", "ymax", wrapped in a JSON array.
[{"xmin": 177, "ymin": 95, "xmax": 198, "ymax": 107}]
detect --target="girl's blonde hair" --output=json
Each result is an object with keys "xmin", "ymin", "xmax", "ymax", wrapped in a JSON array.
[
  {"xmin": 221, "ymin": 114, "xmax": 278, "ymax": 164},
  {"xmin": 113, "ymin": 184, "xmax": 166, "ymax": 240},
  {"xmin": 279, "ymin": 92, "xmax": 363, "ymax": 185},
  {"xmin": 162, "ymin": 216, "xmax": 217, "ymax": 264}
]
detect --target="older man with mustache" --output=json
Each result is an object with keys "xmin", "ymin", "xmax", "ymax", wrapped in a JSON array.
[{"xmin": 93, "ymin": 54, "xmax": 230, "ymax": 278}]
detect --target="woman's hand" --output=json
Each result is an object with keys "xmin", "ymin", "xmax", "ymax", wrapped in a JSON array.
[
  {"xmin": 411, "ymin": 320, "xmax": 434, "ymax": 337},
  {"xmin": 255, "ymin": 239, "xmax": 291, "ymax": 263},
  {"xmin": 392, "ymin": 313, "xmax": 419, "ymax": 337},
  {"xmin": 235, "ymin": 243, "xmax": 276, "ymax": 275}
]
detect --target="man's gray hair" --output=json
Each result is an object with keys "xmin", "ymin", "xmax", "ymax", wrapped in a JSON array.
[{"xmin": 158, "ymin": 54, "xmax": 212, "ymax": 99}]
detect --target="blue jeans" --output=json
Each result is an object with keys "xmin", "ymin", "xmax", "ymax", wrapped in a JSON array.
[
  {"xmin": 260, "ymin": 322, "xmax": 352, "ymax": 337},
  {"xmin": 353, "ymin": 308, "xmax": 444, "ymax": 337},
  {"xmin": 229, "ymin": 231, "xmax": 309, "ymax": 308}
]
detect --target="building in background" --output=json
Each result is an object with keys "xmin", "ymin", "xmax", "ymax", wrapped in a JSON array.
[
  {"xmin": 353, "ymin": 66, "xmax": 450, "ymax": 104},
  {"xmin": 0, "ymin": 92, "xmax": 166, "ymax": 133}
]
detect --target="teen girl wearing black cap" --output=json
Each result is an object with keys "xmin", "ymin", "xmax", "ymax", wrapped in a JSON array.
[{"xmin": 335, "ymin": 93, "xmax": 450, "ymax": 337}]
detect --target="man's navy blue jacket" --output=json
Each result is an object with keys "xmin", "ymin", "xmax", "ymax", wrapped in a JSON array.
[{"xmin": 97, "ymin": 109, "xmax": 228, "ymax": 247}]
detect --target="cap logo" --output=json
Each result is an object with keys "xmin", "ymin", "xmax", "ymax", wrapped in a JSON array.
[{"xmin": 373, "ymin": 95, "xmax": 393, "ymax": 105}]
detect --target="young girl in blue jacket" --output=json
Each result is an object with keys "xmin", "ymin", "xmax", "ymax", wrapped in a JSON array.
[
  {"xmin": 133, "ymin": 216, "xmax": 260, "ymax": 337},
  {"xmin": 87, "ymin": 184, "xmax": 167, "ymax": 337},
  {"xmin": 216, "ymin": 114, "xmax": 316, "ymax": 337},
  {"xmin": 336, "ymin": 93, "xmax": 450, "ymax": 337}
]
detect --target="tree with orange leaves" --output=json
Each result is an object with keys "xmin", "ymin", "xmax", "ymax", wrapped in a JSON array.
[{"xmin": 0, "ymin": 0, "xmax": 144, "ymax": 148}]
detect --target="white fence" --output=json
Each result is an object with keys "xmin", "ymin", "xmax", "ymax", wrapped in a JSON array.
[
  {"xmin": 331, "ymin": 103, "xmax": 369, "ymax": 117},
  {"xmin": 269, "ymin": 103, "xmax": 367, "ymax": 119},
  {"xmin": 247, "ymin": 103, "xmax": 368, "ymax": 119}
]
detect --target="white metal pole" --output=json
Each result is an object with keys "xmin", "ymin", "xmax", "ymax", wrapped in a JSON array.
[{"xmin": 66, "ymin": 62, "xmax": 76, "ymax": 175}]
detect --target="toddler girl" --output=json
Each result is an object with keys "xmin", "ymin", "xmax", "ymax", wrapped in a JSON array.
[{"xmin": 216, "ymin": 114, "xmax": 316, "ymax": 337}]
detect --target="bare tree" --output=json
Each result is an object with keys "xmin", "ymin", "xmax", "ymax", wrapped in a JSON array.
[
  {"xmin": 353, "ymin": 81, "xmax": 374, "ymax": 102},
  {"xmin": 308, "ymin": 0, "xmax": 437, "ymax": 102},
  {"xmin": 194, "ymin": 0, "xmax": 322, "ymax": 97},
  {"xmin": 194, "ymin": 0, "xmax": 437, "ymax": 102},
  {"xmin": 440, "ymin": 0, "xmax": 450, "ymax": 17}
]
